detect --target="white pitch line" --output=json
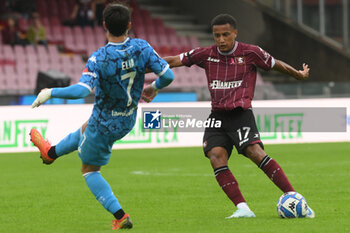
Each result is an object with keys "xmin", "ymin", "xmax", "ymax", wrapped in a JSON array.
[
  {"xmin": 130, "ymin": 171, "xmax": 267, "ymax": 177},
  {"xmin": 131, "ymin": 171, "xmax": 212, "ymax": 177}
]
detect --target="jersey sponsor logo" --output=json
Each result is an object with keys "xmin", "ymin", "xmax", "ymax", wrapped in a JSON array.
[
  {"xmin": 143, "ymin": 110, "xmax": 161, "ymax": 129},
  {"xmin": 235, "ymin": 56, "xmax": 245, "ymax": 65},
  {"xmin": 111, "ymin": 106, "xmax": 137, "ymax": 117},
  {"xmin": 209, "ymin": 80, "xmax": 242, "ymax": 89},
  {"xmin": 207, "ymin": 57, "xmax": 220, "ymax": 63}
]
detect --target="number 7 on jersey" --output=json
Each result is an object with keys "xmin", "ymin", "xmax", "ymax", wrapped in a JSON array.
[{"xmin": 121, "ymin": 71, "xmax": 136, "ymax": 106}]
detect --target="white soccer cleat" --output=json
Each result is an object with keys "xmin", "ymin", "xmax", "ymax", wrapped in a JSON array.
[
  {"xmin": 305, "ymin": 206, "xmax": 315, "ymax": 218},
  {"xmin": 226, "ymin": 209, "xmax": 256, "ymax": 219}
]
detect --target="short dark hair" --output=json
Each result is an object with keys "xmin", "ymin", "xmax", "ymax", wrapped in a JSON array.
[
  {"xmin": 103, "ymin": 3, "xmax": 131, "ymax": 36},
  {"xmin": 211, "ymin": 14, "xmax": 237, "ymax": 29}
]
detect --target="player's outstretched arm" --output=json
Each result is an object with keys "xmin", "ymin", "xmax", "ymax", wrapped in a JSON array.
[
  {"xmin": 31, "ymin": 88, "xmax": 52, "ymax": 108},
  {"xmin": 272, "ymin": 59, "xmax": 309, "ymax": 80},
  {"xmin": 32, "ymin": 84, "xmax": 91, "ymax": 108},
  {"xmin": 163, "ymin": 55, "xmax": 184, "ymax": 68},
  {"xmin": 142, "ymin": 68, "xmax": 174, "ymax": 102}
]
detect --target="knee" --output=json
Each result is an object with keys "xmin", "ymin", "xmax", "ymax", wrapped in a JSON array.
[
  {"xmin": 207, "ymin": 147, "xmax": 228, "ymax": 169},
  {"xmin": 81, "ymin": 164, "xmax": 101, "ymax": 174},
  {"xmin": 245, "ymin": 144, "xmax": 266, "ymax": 165}
]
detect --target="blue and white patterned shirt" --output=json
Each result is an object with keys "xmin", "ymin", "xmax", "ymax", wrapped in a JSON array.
[{"xmin": 79, "ymin": 37, "xmax": 169, "ymax": 137}]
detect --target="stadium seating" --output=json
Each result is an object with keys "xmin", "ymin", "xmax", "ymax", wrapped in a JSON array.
[
  {"xmin": 145, "ymin": 65, "xmax": 207, "ymax": 89},
  {"xmin": 25, "ymin": 0, "xmax": 201, "ymax": 54},
  {"xmin": 34, "ymin": 0, "xmax": 200, "ymax": 56},
  {"xmin": 0, "ymin": 43, "xmax": 86, "ymax": 94},
  {"xmin": 0, "ymin": 0, "xmax": 206, "ymax": 95}
]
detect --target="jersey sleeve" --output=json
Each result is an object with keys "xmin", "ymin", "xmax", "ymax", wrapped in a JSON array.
[
  {"xmin": 250, "ymin": 46, "xmax": 275, "ymax": 71},
  {"xmin": 78, "ymin": 52, "xmax": 100, "ymax": 92},
  {"xmin": 144, "ymin": 44, "xmax": 169, "ymax": 76},
  {"xmin": 180, "ymin": 47, "xmax": 206, "ymax": 67}
]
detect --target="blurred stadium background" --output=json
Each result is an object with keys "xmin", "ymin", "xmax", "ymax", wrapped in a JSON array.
[
  {"xmin": 1, "ymin": 0, "xmax": 350, "ymax": 105},
  {"xmin": 1, "ymin": 1, "xmax": 350, "ymax": 232}
]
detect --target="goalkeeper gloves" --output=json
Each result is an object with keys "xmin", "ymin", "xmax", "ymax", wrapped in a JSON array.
[{"xmin": 31, "ymin": 88, "xmax": 52, "ymax": 108}]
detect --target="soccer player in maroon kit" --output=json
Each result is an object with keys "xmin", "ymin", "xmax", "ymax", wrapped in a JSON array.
[{"xmin": 142, "ymin": 14, "xmax": 315, "ymax": 218}]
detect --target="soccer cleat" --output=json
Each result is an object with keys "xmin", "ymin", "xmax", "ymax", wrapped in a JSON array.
[
  {"xmin": 306, "ymin": 206, "xmax": 315, "ymax": 218},
  {"xmin": 226, "ymin": 209, "xmax": 256, "ymax": 219},
  {"xmin": 111, "ymin": 213, "xmax": 133, "ymax": 230},
  {"xmin": 30, "ymin": 128, "xmax": 54, "ymax": 165}
]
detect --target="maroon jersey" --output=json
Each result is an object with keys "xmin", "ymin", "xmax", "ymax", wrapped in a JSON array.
[{"xmin": 180, "ymin": 42, "xmax": 275, "ymax": 111}]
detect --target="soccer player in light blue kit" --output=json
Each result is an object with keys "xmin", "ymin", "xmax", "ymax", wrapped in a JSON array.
[{"xmin": 30, "ymin": 3, "xmax": 174, "ymax": 230}]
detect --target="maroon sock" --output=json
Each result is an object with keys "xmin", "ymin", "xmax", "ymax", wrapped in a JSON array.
[
  {"xmin": 214, "ymin": 166, "xmax": 246, "ymax": 206},
  {"xmin": 259, "ymin": 155, "xmax": 295, "ymax": 192}
]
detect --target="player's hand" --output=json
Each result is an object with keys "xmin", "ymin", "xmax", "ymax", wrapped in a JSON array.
[
  {"xmin": 31, "ymin": 88, "xmax": 52, "ymax": 108},
  {"xmin": 295, "ymin": 63, "xmax": 309, "ymax": 80},
  {"xmin": 141, "ymin": 84, "xmax": 158, "ymax": 103}
]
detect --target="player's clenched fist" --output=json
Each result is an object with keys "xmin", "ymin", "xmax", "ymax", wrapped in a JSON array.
[
  {"xmin": 141, "ymin": 84, "xmax": 158, "ymax": 103},
  {"xmin": 295, "ymin": 63, "xmax": 310, "ymax": 80}
]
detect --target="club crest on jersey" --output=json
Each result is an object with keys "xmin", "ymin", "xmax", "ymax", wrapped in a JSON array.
[
  {"xmin": 203, "ymin": 140, "xmax": 207, "ymax": 148},
  {"xmin": 207, "ymin": 57, "xmax": 220, "ymax": 63},
  {"xmin": 235, "ymin": 56, "xmax": 245, "ymax": 65},
  {"xmin": 209, "ymin": 80, "xmax": 242, "ymax": 89}
]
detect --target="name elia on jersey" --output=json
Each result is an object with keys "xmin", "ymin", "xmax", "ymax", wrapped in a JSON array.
[
  {"xmin": 209, "ymin": 80, "xmax": 242, "ymax": 89},
  {"xmin": 122, "ymin": 59, "xmax": 134, "ymax": 70}
]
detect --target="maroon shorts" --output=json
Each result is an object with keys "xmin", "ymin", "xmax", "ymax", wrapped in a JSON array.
[{"xmin": 202, "ymin": 108, "xmax": 263, "ymax": 157}]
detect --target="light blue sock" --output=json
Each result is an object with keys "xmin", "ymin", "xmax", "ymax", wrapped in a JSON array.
[
  {"xmin": 84, "ymin": 171, "xmax": 122, "ymax": 214},
  {"xmin": 55, "ymin": 128, "xmax": 81, "ymax": 157}
]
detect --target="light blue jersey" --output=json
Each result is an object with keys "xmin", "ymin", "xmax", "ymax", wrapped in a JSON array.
[
  {"xmin": 79, "ymin": 37, "xmax": 169, "ymax": 139},
  {"xmin": 74, "ymin": 37, "xmax": 170, "ymax": 165}
]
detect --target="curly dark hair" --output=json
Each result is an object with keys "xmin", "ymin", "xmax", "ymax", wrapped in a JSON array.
[{"xmin": 211, "ymin": 14, "xmax": 237, "ymax": 29}]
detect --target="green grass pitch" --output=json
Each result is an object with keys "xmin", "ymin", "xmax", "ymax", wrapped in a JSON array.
[{"xmin": 0, "ymin": 142, "xmax": 349, "ymax": 233}]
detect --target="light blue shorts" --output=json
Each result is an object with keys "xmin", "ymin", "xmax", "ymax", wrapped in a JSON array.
[{"xmin": 78, "ymin": 125, "xmax": 116, "ymax": 166}]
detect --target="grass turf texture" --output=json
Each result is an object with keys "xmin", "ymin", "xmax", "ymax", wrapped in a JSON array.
[{"xmin": 0, "ymin": 142, "xmax": 349, "ymax": 233}]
